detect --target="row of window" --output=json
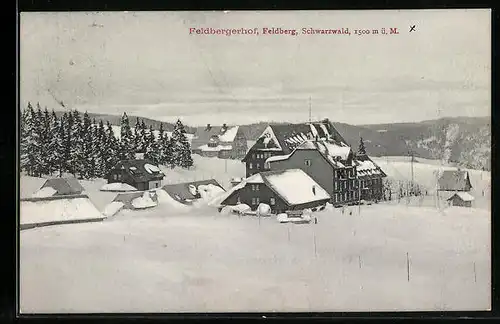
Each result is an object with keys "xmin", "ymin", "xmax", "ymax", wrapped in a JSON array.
[
  {"xmin": 252, "ymin": 152, "xmax": 273, "ymax": 159},
  {"xmin": 333, "ymin": 191, "xmax": 358, "ymax": 203},
  {"xmin": 112, "ymin": 173, "xmax": 123, "ymax": 181},
  {"xmin": 248, "ymin": 162, "xmax": 271, "ymax": 170},
  {"xmin": 334, "ymin": 168, "xmax": 355, "ymax": 179},
  {"xmin": 250, "ymin": 184, "xmax": 260, "ymax": 191},
  {"xmin": 251, "ymin": 197, "xmax": 276, "ymax": 205},
  {"xmin": 333, "ymin": 177, "xmax": 383, "ymax": 191}
]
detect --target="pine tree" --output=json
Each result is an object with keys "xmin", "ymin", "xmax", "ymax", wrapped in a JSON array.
[
  {"xmin": 47, "ymin": 110, "xmax": 60, "ymax": 176},
  {"xmin": 145, "ymin": 124, "xmax": 160, "ymax": 164},
  {"xmin": 139, "ymin": 120, "xmax": 147, "ymax": 154},
  {"xmin": 69, "ymin": 110, "xmax": 84, "ymax": 178},
  {"xmin": 79, "ymin": 112, "xmax": 95, "ymax": 179},
  {"xmin": 56, "ymin": 113, "xmax": 68, "ymax": 177},
  {"xmin": 119, "ymin": 112, "xmax": 134, "ymax": 160},
  {"xmin": 133, "ymin": 117, "xmax": 141, "ymax": 154},
  {"xmin": 104, "ymin": 121, "xmax": 119, "ymax": 175},
  {"xmin": 157, "ymin": 122, "xmax": 166, "ymax": 164},
  {"xmin": 31, "ymin": 103, "xmax": 45, "ymax": 177},
  {"xmin": 358, "ymin": 137, "xmax": 367, "ymax": 156},
  {"xmin": 170, "ymin": 119, "xmax": 193, "ymax": 169},
  {"xmin": 39, "ymin": 106, "xmax": 52, "ymax": 175},
  {"xmin": 20, "ymin": 102, "xmax": 37, "ymax": 176},
  {"xmin": 95, "ymin": 120, "xmax": 107, "ymax": 177}
]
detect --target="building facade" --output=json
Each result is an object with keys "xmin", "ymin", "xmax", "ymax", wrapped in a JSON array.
[
  {"xmin": 191, "ymin": 124, "xmax": 248, "ymax": 159},
  {"xmin": 106, "ymin": 159, "xmax": 165, "ymax": 191}
]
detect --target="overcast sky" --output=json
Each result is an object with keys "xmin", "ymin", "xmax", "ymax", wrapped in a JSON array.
[{"xmin": 20, "ymin": 9, "xmax": 491, "ymax": 126}]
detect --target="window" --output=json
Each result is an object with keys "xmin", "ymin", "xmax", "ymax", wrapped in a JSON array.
[
  {"xmin": 264, "ymin": 162, "xmax": 271, "ymax": 169},
  {"xmin": 252, "ymin": 198, "xmax": 256, "ymax": 205},
  {"xmin": 304, "ymin": 159, "xmax": 312, "ymax": 166},
  {"xmin": 270, "ymin": 197, "xmax": 275, "ymax": 205},
  {"xmin": 334, "ymin": 181, "xmax": 338, "ymax": 191},
  {"xmin": 249, "ymin": 163, "xmax": 253, "ymax": 169},
  {"xmin": 252, "ymin": 154, "xmax": 256, "ymax": 159},
  {"xmin": 344, "ymin": 192, "xmax": 347, "ymax": 201},
  {"xmin": 256, "ymin": 163, "xmax": 260, "ymax": 169}
]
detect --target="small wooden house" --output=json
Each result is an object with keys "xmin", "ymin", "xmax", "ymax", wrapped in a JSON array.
[
  {"xmin": 215, "ymin": 169, "xmax": 331, "ymax": 214},
  {"xmin": 446, "ymin": 192, "xmax": 474, "ymax": 207},
  {"xmin": 106, "ymin": 159, "xmax": 165, "ymax": 191},
  {"xmin": 438, "ymin": 170, "xmax": 472, "ymax": 192}
]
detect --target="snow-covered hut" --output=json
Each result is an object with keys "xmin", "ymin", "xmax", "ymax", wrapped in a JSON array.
[
  {"xmin": 446, "ymin": 192, "xmax": 474, "ymax": 207},
  {"xmin": 33, "ymin": 177, "xmax": 85, "ymax": 198},
  {"xmin": 214, "ymin": 169, "xmax": 330, "ymax": 214},
  {"xmin": 106, "ymin": 158, "xmax": 165, "ymax": 191}
]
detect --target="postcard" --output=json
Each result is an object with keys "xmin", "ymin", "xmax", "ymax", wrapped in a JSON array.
[{"xmin": 19, "ymin": 9, "xmax": 491, "ymax": 313}]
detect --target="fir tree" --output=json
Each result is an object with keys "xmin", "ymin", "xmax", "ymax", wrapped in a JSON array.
[
  {"xmin": 119, "ymin": 112, "xmax": 134, "ymax": 160},
  {"xmin": 32, "ymin": 103, "xmax": 45, "ymax": 176},
  {"xmin": 358, "ymin": 137, "xmax": 367, "ymax": 156},
  {"xmin": 139, "ymin": 120, "xmax": 148, "ymax": 154},
  {"xmin": 40, "ymin": 106, "xmax": 52, "ymax": 175},
  {"xmin": 20, "ymin": 106, "xmax": 28, "ymax": 173},
  {"xmin": 106, "ymin": 121, "xmax": 120, "ymax": 172},
  {"xmin": 79, "ymin": 112, "xmax": 95, "ymax": 179},
  {"xmin": 47, "ymin": 110, "xmax": 60, "ymax": 176},
  {"xmin": 56, "ymin": 113, "xmax": 69, "ymax": 177},
  {"xmin": 144, "ymin": 124, "xmax": 160, "ymax": 164},
  {"xmin": 170, "ymin": 119, "xmax": 193, "ymax": 169},
  {"xmin": 157, "ymin": 123, "xmax": 166, "ymax": 164},
  {"xmin": 95, "ymin": 120, "xmax": 107, "ymax": 177},
  {"xmin": 20, "ymin": 102, "xmax": 37, "ymax": 176},
  {"xmin": 133, "ymin": 117, "xmax": 141, "ymax": 154},
  {"xmin": 69, "ymin": 110, "xmax": 84, "ymax": 178}
]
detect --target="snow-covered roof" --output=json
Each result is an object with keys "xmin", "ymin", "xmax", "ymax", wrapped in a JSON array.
[
  {"xmin": 438, "ymin": 170, "xmax": 471, "ymax": 191},
  {"xmin": 197, "ymin": 144, "xmax": 233, "ymax": 152},
  {"xmin": 209, "ymin": 173, "xmax": 263, "ymax": 207},
  {"xmin": 448, "ymin": 192, "xmax": 475, "ymax": 202},
  {"xmin": 265, "ymin": 139, "xmax": 351, "ymax": 167},
  {"xmin": 246, "ymin": 173, "xmax": 264, "ymax": 184},
  {"xmin": 265, "ymin": 153, "xmax": 292, "ymax": 163},
  {"xmin": 110, "ymin": 159, "xmax": 164, "ymax": 182},
  {"xmin": 263, "ymin": 169, "xmax": 330, "ymax": 205},
  {"xmin": 218, "ymin": 126, "xmax": 239, "ymax": 142},
  {"xmin": 40, "ymin": 177, "xmax": 85, "ymax": 196}
]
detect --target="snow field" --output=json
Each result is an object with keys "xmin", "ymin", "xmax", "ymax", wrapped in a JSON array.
[{"xmin": 20, "ymin": 203, "xmax": 490, "ymax": 313}]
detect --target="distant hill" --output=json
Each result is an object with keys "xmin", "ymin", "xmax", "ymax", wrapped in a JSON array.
[
  {"xmin": 54, "ymin": 110, "xmax": 490, "ymax": 171},
  {"xmin": 52, "ymin": 111, "xmax": 198, "ymax": 133}
]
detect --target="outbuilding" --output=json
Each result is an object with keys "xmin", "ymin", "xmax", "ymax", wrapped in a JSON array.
[{"xmin": 447, "ymin": 192, "xmax": 474, "ymax": 207}]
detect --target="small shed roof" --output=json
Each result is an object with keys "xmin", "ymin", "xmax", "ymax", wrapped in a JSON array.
[
  {"xmin": 447, "ymin": 192, "xmax": 475, "ymax": 202},
  {"xmin": 40, "ymin": 177, "xmax": 85, "ymax": 196}
]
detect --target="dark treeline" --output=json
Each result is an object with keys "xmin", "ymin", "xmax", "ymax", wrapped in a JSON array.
[{"xmin": 20, "ymin": 102, "xmax": 194, "ymax": 179}]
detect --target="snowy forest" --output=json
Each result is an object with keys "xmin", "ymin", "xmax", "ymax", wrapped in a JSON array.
[{"xmin": 20, "ymin": 102, "xmax": 194, "ymax": 179}]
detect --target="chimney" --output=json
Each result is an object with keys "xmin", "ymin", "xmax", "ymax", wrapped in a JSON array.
[
  {"xmin": 205, "ymin": 124, "xmax": 212, "ymax": 131},
  {"xmin": 135, "ymin": 152, "xmax": 144, "ymax": 160},
  {"xmin": 221, "ymin": 123, "xmax": 228, "ymax": 134}
]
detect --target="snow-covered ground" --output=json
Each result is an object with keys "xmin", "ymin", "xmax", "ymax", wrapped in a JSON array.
[
  {"xmin": 20, "ymin": 203, "xmax": 490, "ymax": 313},
  {"xmin": 19, "ymin": 155, "xmax": 490, "ymax": 312}
]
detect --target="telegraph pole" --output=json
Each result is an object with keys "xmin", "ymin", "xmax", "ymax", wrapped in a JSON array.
[{"xmin": 410, "ymin": 150, "xmax": 414, "ymax": 195}]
